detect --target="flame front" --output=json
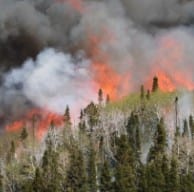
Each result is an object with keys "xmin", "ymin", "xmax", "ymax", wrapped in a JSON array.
[{"xmin": 6, "ymin": 109, "xmax": 64, "ymax": 139}]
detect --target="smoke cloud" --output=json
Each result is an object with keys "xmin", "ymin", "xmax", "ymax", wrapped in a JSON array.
[{"xmin": 1, "ymin": 0, "xmax": 194, "ymax": 127}]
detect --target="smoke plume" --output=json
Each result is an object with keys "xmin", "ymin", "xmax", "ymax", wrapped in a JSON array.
[{"xmin": 1, "ymin": 0, "xmax": 194, "ymax": 129}]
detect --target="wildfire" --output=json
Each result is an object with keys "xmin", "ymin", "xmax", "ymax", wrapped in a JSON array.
[
  {"xmin": 86, "ymin": 32, "xmax": 130, "ymax": 100},
  {"xmin": 145, "ymin": 36, "xmax": 194, "ymax": 92},
  {"xmin": 6, "ymin": 109, "xmax": 64, "ymax": 139}
]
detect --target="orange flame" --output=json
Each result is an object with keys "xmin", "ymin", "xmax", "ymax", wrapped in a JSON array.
[
  {"xmin": 146, "ymin": 36, "xmax": 194, "ymax": 91},
  {"xmin": 86, "ymin": 32, "xmax": 130, "ymax": 100},
  {"xmin": 6, "ymin": 108, "xmax": 64, "ymax": 139}
]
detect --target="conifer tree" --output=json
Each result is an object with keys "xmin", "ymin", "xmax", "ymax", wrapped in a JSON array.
[
  {"xmin": 183, "ymin": 119, "xmax": 189, "ymax": 137},
  {"xmin": 20, "ymin": 127, "xmax": 28, "ymax": 141},
  {"xmin": 146, "ymin": 90, "xmax": 150, "ymax": 100},
  {"xmin": 87, "ymin": 140, "xmax": 97, "ymax": 192},
  {"xmin": 167, "ymin": 157, "xmax": 179, "ymax": 192},
  {"xmin": 65, "ymin": 148, "xmax": 87, "ymax": 192},
  {"xmin": 137, "ymin": 164, "xmax": 147, "ymax": 192},
  {"xmin": 114, "ymin": 135, "xmax": 136, "ymax": 192},
  {"xmin": 64, "ymin": 105, "xmax": 71, "ymax": 124},
  {"xmin": 146, "ymin": 161, "xmax": 165, "ymax": 192},
  {"xmin": 152, "ymin": 76, "xmax": 159, "ymax": 92},
  {"xmin": 148, "ymin": 118, "xmax": 167, "ymax": 162},
  {"xmin": 33, "ymin": 167, "xmax": 44, "ymax": 192},
  {"xmin": 99, "ymin": 160, "xmax": 112, "ymax": 192},
  {"xmin": 98, "ymin": 88, "xmax": 103, "ymax": 105},
  {"xmin": 140, "ymin": 85, "xmax": 145, "ymax": 100}
]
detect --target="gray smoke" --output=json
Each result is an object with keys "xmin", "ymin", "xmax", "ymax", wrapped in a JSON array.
[{"xmin": 1, "ymin": 0, "xmax": 194, "ymax": 126}]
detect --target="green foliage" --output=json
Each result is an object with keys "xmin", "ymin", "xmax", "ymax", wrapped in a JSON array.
[
  {"xmin": 99, "ymin": 160, "xmax": 113, "ymax": 192},
  {"xmin": 1, "ymin": 90, "xmax": 194, "ymax": 192},
  {"xmin": 65, "ymin": 148, "xmax": 87, "ymax": 192},
  {"xmin": 87, "ymin": 140, "xmax": 97, "ymax": 192},
  {"xmin": 148, "ymin": 118, "xmax": 167, "ymax": 162},
  {"xmin": 114, "ymin": 135, "xmax": 136, "ymax": 192}
]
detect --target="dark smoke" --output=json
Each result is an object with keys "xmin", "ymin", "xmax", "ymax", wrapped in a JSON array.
[{"xmin": 1, "ymin": 0, "xmax": 194, "ymax": 127}]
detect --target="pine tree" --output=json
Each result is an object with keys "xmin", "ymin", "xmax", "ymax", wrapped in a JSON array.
[
  {"xmin": 183, "ymin": 119, "xmax": 189, "ymax": 137},
  {"xmin": 146, "ymin": 161, "xmax": 165, "ymax": 192},
  {"xmin": 98, "ymin": 88, "xmax": 103, "ymax": 105},
  {"xmin": 189, "ymin": 115, "xmax": 194, "ymax": 139},
  {"xmin": 20, "ymin": 127, "xmax": 28, "ymax": 141},
  {"xmin": 152, "ymin": 76, "xmax": 159, "ymax": 92},
  {"xmin": 140, "ymin": 85, "xmax": 145, "ymax": 100},
  {"xmin": 137, "ymin": 164, "xmax": 147, "ymax": 192},
  {"xmin": 114, "ymin": 135, "xmax": 136, "ymax": 192},
  {"xmin": 87, "ymin": 140, "xmax": 97, "ymax": 192},
  {"xmin": 148, "ymin": 118, "xmax": 167, "ymax": 162},
  {"xmin": 167, "ymin": 157, "xmax": 179, "ymax": 192},
  {"xmin": 99, "ymin": 160, "xmax": 112, "ymax": 192},
  {"xmin": 146, "ymin": 90, "xmax": 150, "ymax": 100},
  {"xmin": 64, "ymin": 105, "xmax": 71, "ymax": 124},
  {"xmin": 65, "ymin": 148, "xmax": 87, "ymax": 192},
  {"xmin": 33, "ymin": 167, "xmax": 44, "ymax": 192}
]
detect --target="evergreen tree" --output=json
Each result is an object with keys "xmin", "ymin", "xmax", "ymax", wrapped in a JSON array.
[
  {"xmin": 20, "ymin": 127, "xmax": 28, "ymax": 141},
  {"xmin": 167, "ymin": 157, "xmax": 179, "ymax": 192},
  {"xmin": 98, "ymin": 88, "xmax": 103, "ymax": 105},
  {"xmin": 183, "ymin": 119, "xmax": 189, "ymax": 137},
  {"xmin": 137, "ymin": 164, "xmax": 147, "ymax": 192},
  {"xmin": 87, "ymin": 140, "xmax": 97, "ymax": 192},
  {"xmin": 146, "ymin": 161, "xmax": 165, "ymax": 192},
  {"xmin": 189, "ymin": 115, "xmax": 194, "ymax": 139},
  {"xmin": 148, "ymin": 118, "xmax": 167, "ymax": 162},
  {"xmin": 140, "ymin": 85, "xmax": 145, "ymax": 100},
  {"xmin": 33, "ymin": 167, "xmax": 44, "ymax": 192},
  {"xmin": 180, "ymin": 173, "xmax": 194, "ymax": 192},
  {"xmin": 146, "ymin": 90, "xmax": 150, "ymax": 100},
  {"xmin": 152, "ymin": 76, "xmax": 159, "ymax": 92},
  {"xmin": 99, "ymin": 160, "xmax": 112, "ymax": 192},
  {"xmin": 64, "ymin": 105, "xmax": 71, "ymax": 124},
  {"xmin": 114, "ymin": 135, "xmax": 136, "ymax": 192},
  {"xmin": 65, "ymin": 148, "xmax": 87, "ymax": 192}
]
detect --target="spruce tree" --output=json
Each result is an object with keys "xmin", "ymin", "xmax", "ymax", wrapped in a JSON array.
[
  {"xmin": 65, "ymin": 148, "xmax": 87, "ymax": 192},
  {"xmin": 146, "ymin": 161, "xmax": 165, "ymax": 192},
  {"xmin": 140, "ymin": 85, "xmax": 145, "ymax": 100},
  {"xmin": 148, "ymin": 118, "xmax": 167, "ymax": 162},
  {"xmin": 152, "ymin": 76, "xmax": 159, "ymax": 92},
  {"xmin": 189, "ymin": 115, "xmax": 194, "ymax": 139},
  {"xmin": 167, "ymin": 157, "xmax": 179, "ymax": 192},
  {"xmin": 87, "ymin": 140, "xmax": 97, "ymax": 192},
  {"xmin": 20, "ymin": 127, "xmax": 28, "ymax": 141},
  {"xmin": 183, "ymin": 119, "xmax": 189, "ymax": 137},
  {"xmin": 64, "ymin": 105, "xmax": 71, "ymax": 124},
  {"xmin": 98, "ymin": 88, "xmax": 103, "ymax": 105},
  {"xmin": 146, "ymin": 90, "xmax": 150, "ymax": 100},
  {"xmin": 114, "ymin": 135, "xmax": 136, "ymax": 192},
  {"xmin": 33, "ymin": 167, "xmax": 44, "ymax": 192},
  {"xmin": 99, "ymin": 160, "xmax": 112, "ymax": 192}
]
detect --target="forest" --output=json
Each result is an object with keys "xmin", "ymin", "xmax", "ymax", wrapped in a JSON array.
[{"xmin": 0, "ymin": 77, "xmax": 194, "ymax": 192}]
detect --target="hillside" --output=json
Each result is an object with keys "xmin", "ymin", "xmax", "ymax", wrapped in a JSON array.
[{"xmin": 0, "ymin": 89, "xmax": 194, "ymax": 191}]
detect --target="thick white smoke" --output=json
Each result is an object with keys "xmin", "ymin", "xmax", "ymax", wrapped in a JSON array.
[
  {"xmin": 1, "ymin": 0, "xmax": 194, "ymax": 126},
  {"xmin": 3, "ymin": 48, "xmax": 97, "ymax": 119}
]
